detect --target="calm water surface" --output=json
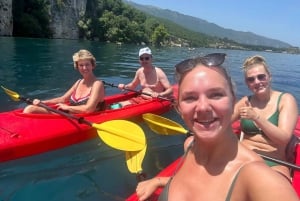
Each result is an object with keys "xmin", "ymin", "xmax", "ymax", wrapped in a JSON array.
[{"xmin": 0, "ymin": 37, "xmax": 300, "ymax": 200}]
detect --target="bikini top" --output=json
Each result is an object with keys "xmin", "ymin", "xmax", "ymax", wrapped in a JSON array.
[
  {"xmin": 158, "ymin": 141, "xmax": 243, "ymax": 201},
  {"xmin": 240, "ymin": 93, "xmax": 284, "ymax": 135},
  {"xmin": 69, "ymin": 80, "xmax": 91, "ymax": 106},
  {"xmin": 69, "ymin": 79, "xmax": 105, "ymax": 111}
]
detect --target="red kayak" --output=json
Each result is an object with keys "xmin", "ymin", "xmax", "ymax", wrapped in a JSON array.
[
  {"xmin": 0, "ymin": 91, "xmax": 173, "ymax": 162},
  {"xmin": 126, "ymin": 118, "xmax": 300, "ymax": 200}
]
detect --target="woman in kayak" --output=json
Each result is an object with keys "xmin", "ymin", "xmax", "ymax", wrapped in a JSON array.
[
  {"xmin": 135, "ymin": 53, "xmax": 298, "ymax": 201},
  {"xmin": 23, "ymin": 49, "xmax": 105, "ymax": 114},
  {"xmin": 117, "ymin": 47, "xmax": 173, "ymax": 107},
  {"xmin": 231, "ymin": 55, "xmax": 298, "ymax": 180}
]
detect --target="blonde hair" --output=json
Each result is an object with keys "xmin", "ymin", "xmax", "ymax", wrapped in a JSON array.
[
  {"xmin": 242, "ymin": 55, "xmax": 270, "ymax": 75},
  {"xmin": 72, "ymin": 49, "xmax": 96, "ymax": 69}
]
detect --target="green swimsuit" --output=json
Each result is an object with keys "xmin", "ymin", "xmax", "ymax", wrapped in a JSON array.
[
  {"xmin": 240, "ymin": 93, "xmax": 283, "ymax": 135},
  {"xmin": 240, "ymin": 93, "xmax": 284, "ymax": 167}
]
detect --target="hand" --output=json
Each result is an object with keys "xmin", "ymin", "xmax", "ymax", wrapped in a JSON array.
[
  {"xmin": 136, "ymin": 178, "xmax": 161, "ymax": 201},
  {"xmin": 118, "ymin": 84, "xmax": 125, "ymax": 90},
  {"xmin": 32, "ymin": 99, "xmax": 41, "ymax": 105},
  {"xmin": 56, "ymin": 103, "xmax": 69, "ymax": 111},
  {"xmin": 239, "ymin": 100, "xmax": 259, "ymax": 120},
  {"xmin": 151, "ymin": 92, "xmax": 160, "ymax": 98}
]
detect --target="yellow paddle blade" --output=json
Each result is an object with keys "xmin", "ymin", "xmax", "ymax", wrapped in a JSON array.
[
  {"xmin": 142, "ymin": 113, "xmax": 187, "ymax": 135},
  {"xmin": 1, "ymin": 86, "xmax": 21, "ymax": 101},
  {"xmin": 93, "ymin": 120, "xmax": 146, "ymax": 152},
  {"xmin": 126, "ymin": 145, "xmax": 147, "ymax": 173}
]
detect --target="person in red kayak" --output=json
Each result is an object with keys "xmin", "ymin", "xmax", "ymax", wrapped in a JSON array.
[
  {"xmin": 117, "ymin": 47, "xmax": 173, "ymax": 107},
  {"xmin": 231, "ymin": 55, "xmax": 299, "ymax": 180},
  {"xmin": 135, "ymin": 53, "xmax": 298, "ymax": 201},
  {"xmin": 23, "ymin": 49, "xmax": 105, "ymax": 114}
]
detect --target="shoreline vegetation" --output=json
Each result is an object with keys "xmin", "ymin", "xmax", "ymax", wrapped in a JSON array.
[{"xmin": 4, "ymin": 0, "xmax": 300, "ymax": 54}]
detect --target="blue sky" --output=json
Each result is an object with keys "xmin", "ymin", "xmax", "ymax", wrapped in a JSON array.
[{"xmin": 128, "ymin": 0, "xmax": 300, "ymax": 47}]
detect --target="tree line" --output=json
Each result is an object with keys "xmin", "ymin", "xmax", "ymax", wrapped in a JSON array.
[
  {"xmin": 11, "ymin": 0, "xmax": 229, "ymax": 47},
  {"xmin": 11, "ymin": 0, "xmax": 300, "ymax": 53}
]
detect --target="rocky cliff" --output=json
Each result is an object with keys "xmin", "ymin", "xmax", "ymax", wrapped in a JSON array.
[
  {"xmin": 0, "ymin": 0, "xmax": 13, "ymax": 36},
  {"xmin": 49, "ymin": 0, "xmax": 87, "ymax": 39},
  {"xmin": 0, "ymin": 0, "xmax": 87, "ymax": 39}
]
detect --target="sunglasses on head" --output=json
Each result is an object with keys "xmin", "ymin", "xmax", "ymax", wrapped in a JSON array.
[
  {"xmin": 246, "ymin": 74, "xmax": 267, "ymax": 83},
  {"xmin": 175, "ymin": 53, "xmax": 226, "ymax": 75},
  {"xmin": 139, "ymin": 56, "xmax": 150, "ymax": 61}
]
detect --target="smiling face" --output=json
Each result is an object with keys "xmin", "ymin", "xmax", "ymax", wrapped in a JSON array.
[
  {"xmin": 242, "ymin": 55, "xmax": 271, "ymax": 95},
  {"xmin": 73, "ymin": 49, "xmax": 96, "ymax": 69},
  {"xmin": 177, "ymin": 65, "xmax": 235, "ymax": 141},
  {"xmin": 245, "ymin": 64, "xmax": 271, "ymax": 94},
  {"xmin": 77, "ymin": 59, "xmax": 94, "ymax": 75}
]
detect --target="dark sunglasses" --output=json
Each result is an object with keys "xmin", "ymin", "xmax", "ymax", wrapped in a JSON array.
[
  {"xmin": 246, "ymin": 74, "xmax": 267, "ymax": 83},
  {"xmin": 175, "ymin": 53, "xmax": 226, "ymax": 75},
  {"xmin": 139, "ymin": 56, "xmax": 150, "ymax": 61}
]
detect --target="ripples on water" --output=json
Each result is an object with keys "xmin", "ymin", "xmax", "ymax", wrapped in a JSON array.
[{"xmin": 0, "ymin": 37, "xmax": 300, "ymax": 200}]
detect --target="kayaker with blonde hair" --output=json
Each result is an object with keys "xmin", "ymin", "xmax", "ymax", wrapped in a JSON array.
[
  {"xmin": 23, "ymin": 49, "xmax": 105, "ymax": 114},
  {"xmin": 232, "ymin": 55, "xmax": 298, "ymax": 180},
  {"xmin": 135, "ymin": 53, "xmax": 298, "ymax": 201}
]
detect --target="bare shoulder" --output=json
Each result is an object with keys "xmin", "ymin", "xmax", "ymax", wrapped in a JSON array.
[
  {"xmin": 281, "ymin": 91, "xmax": 297, "ymax": 102},
  {"xmin": 279, "ymin": 91, "xmax": 298, "ymax": 112},
  {"xmin": 136, "ymin": 67, "xmax": 143, "ymax": 72},
  {"xmin": 93, "ymin": 79, "xmax": 104, "ymax": 87},
  {"xmin": 155, "ymin": 66, "xmax": 165, "ymax": 73},
  {"xmin": 240, "ymin": 161, "xmax": 279, "ymax": 178},
  {"xmin": 238, "ymin": 161, "xmax": 298, "ymax": 199}
]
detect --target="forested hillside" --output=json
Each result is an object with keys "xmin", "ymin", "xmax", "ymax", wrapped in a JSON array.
[
  {"xmin": 125, "ymin": 1, "xmax": 292, "ymax": 49},
  {"xmin": 12, "ymin": 0, "xmax": 223, "ymax": 47},
  {"xmin": 8, "ymin": 0, "xmax": 300, "ymax": 53}
]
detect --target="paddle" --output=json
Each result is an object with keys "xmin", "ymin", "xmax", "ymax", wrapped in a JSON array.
[
  {"xmin": 1, "ymin": 85, "xmax": 146, "ymax": 151},
  {"xmin": 142, "ymin": 113, "xmax": 300, "ymax": 171},
  {"xmin": 103, "ymin": 81, "xmax": 174, "ymax": 102},
  {"xmin": 126, "ymin": 145, "xmax": 148, "ymax": 181},
  {"xmin": 142, "ymin": 113, "xmax": 189, "ymax": 135}
]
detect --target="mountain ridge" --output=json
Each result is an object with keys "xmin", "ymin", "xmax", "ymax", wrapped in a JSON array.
[{"xmin": 125, "ymin": 1, "xmax": 291, "ymax": 48}]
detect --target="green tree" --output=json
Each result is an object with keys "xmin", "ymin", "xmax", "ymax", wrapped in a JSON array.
[{"xmin": 151, "ymin": 24, "xmax": 169, "ymax": 46}]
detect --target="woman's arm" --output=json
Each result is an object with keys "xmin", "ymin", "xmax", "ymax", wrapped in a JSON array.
[
  {"xmin": 254, "ymin": 93, "xmax": 298, "ymax": 145},
  {"xmin": 57, "ymin": 80, "xmax": 105, "ymax": 113},
  {"xmin": 35, "ymin": 80, "xmax": 79, "ymax": 105},
  {"xmin": 136, "ymin": 177, "xmax": 170, "ymax": 201}
]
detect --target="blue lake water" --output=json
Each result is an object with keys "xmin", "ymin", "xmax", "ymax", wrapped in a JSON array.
[{"xmin": 0, "ymin": 37, "xmax": 300, "ymax": 200}]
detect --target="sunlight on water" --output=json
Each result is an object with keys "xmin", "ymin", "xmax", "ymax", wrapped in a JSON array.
[{"xmin": 0, "ymin": 37, "xmax": 299, "ymax": 200}]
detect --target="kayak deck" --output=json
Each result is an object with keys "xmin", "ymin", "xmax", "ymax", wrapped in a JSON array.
[{"xmin": 0, "ymin": 91, "xmax": 173, "ymax": 162}]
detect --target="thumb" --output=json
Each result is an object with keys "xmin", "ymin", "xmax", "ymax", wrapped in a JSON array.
[{"xmin": 245, "ymin": 99, "xmax": 251, "ymax": 107}]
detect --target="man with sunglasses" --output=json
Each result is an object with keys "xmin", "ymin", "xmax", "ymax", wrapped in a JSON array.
[
  {"xmin": 117, "ymin": 47, "xmax": 173, "ymax": 107},
  {"xmin": 232, "ymin": 55, "xmax": 299, "ymax": 180}
]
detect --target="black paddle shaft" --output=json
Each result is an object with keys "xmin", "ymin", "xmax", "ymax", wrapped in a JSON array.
[
  {"xmin": 20, "ymin": 96, "xmax": 92, "ymax": 126},
  {"xmin": 259, "ymin": 154, "xmax": 300, "ymax": 171},
  {"xmin": 103, "ymin": 81, "xmax": 174, "ymax": 102}
]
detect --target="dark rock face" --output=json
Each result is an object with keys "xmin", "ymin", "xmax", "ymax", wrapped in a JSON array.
[
  {"xmin": 0, "ymin": 0, "xmax": 87, "ymax": 39},
  {"xmin": 48, "ymin": 0, "xmax": 87, "ymax": 39},
  {"xmin": 0, "ymin": 0, "xmax": 13, "ymax": 36}
]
